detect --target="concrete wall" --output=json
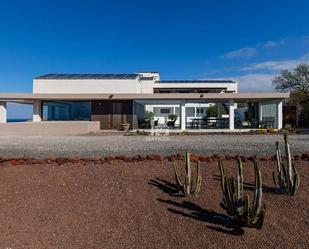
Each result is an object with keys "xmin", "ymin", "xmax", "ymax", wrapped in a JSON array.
[{"xmin": 0, "ymin": 121, "xmax": 100, "ymax": 136}]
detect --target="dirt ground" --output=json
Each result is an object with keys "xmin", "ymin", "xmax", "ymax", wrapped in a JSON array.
[{"xmin": 0, "ymin": 159, "xmax": 308, "ymax": 249}]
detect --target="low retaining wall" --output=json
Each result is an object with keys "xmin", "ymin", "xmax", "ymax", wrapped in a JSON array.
[{"xmin": 0, "ymin": 121, "xmax": 100, "ymax": 136}]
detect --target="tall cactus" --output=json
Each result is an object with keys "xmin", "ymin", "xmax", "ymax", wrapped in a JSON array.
[
  {"xmin": 219, "ymin": 158, "xmax": 266, "ymax": 229},
  {"xmin": 273, "ymin": 134, "xmax": 300, "ymax": 196},
  {"xmin": 172, "ymin": 151, "xmax": 202, "ymax": 196}
]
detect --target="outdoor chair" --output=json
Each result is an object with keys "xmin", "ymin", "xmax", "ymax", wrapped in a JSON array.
[
  {"xmin": 167, "ymin": 119, "xmax": 176, "ymax": 129},
  {"xmin": 260, "ymin": 117, "xmax": 275, "ymax": 128}
]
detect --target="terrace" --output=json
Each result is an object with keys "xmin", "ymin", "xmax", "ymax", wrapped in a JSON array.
[{"xmin": 0, "ymin": 93, "xmax": 288, "ymax": 135}]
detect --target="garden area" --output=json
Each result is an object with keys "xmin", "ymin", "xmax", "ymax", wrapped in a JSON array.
[{"xmin": 0, "ymin": 135, "xmax": 308, "ymax": 249}]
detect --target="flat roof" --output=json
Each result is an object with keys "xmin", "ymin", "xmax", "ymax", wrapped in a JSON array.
[{"xmin": 0, "ymin": 92, "xmax": 289, "ymax": 102}]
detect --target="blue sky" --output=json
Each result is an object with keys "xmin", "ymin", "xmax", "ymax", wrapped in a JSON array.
[{"xmin": 1, "ymin": 0, "xmax": 309, "ymax": 118}]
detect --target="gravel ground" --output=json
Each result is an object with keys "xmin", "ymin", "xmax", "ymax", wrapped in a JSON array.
[
  {"xmin": 0, "ymin": 134, "xmax": 308, "ymax": 158},
  {"xmin": 0, "ymin": 160, "xmax": 308, "ymax": 249}
]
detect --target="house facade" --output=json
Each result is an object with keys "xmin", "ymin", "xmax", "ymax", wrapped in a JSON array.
[{"xmin": 0, "ymin": 72, "xmax": 288, "ymax": 133}]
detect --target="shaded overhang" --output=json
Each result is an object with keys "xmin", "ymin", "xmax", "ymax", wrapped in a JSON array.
[{"xmin": 0, "ymin": 92, "xmax": 289, "ymax": 102}]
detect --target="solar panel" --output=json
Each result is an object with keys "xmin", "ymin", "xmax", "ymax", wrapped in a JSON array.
[
  {"xmin": 114, "ymin": 74, "xmax": 127, "ymax": 79},
  {"xmin": 35, "ymin": 73, "xmax": 139, "ymax": 80},
  {"xmin": 124, "ymin": 74, "xmax": 139, "ymax": 79},
  {"xmin": 104, "ymin": 74, "xmax": 116, "ymax": 79}
]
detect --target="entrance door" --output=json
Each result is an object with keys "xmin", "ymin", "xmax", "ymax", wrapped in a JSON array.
[{"xmin": 91, "ymin": 100, "xmax": 133, "ymax": 130}]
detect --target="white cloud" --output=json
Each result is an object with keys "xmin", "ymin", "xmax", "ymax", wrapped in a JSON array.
[
  {"xmin": 229, "ymin": 74, "xmax": 276, "ymax": 92},
  {"xmin": 222, "ymin": 47, "xmax": 257, "ymax": 59},
  {"xmin": 301, "ymin": 52, "xmax": 309, "ymax": 60},
  {"xmin": 227, "ymin": 52, "xmax": 309, "ymax": 92},
  {"xmin": 222, "ymin": 39, "xmax": 286, "ymax": 59},
  {"xmin": 263, "ymin": 40, "xmax": 285, "ymax": 48},
  {"xmin": 241, "ymin": 59, "xmax": 302, "ymax": 71},
  {"xmin": 263, "ymin": 41, "xmax": 278, "ymax": 48},
  {"xmin": 241, "ymin": 54, "xmax": 309, "ymax": 72}
]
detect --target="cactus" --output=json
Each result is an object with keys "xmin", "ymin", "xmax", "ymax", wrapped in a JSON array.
[
  {"xmin": 273, "ymin": 134, "xmax": 300, "ymax": 196},
  {"xmin": 172, "ymin": 151, "xmax": 202, "ymax": 196},
  {"xmin": 219, "ymin": 158, "xmax": 266, "ymax": 229}
]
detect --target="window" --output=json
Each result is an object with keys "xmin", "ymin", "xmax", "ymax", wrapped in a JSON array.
[
  {"xmin": 186, "ymin": 107, "xmax": 195, "ymax": 117},
  {"xmin": 42, "ymin": 101, "xmax": 91, "ymax": 121},
  {"xmin": 160, "ymin": 108, "xmax": 171, "ymax": 114},
  {"xmin": 196, "ymin": 108, "xmax": 204, "ymax": 114}
]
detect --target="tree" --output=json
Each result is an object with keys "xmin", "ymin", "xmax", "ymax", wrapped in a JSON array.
[{"xmin": 273, "ymin": 63, "xmax": 309, "ymax": 126}]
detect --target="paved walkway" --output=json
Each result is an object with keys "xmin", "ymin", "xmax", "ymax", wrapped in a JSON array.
[{"xmin": 0, "ymin": 134, "xmax": 308, "ymax": 158}]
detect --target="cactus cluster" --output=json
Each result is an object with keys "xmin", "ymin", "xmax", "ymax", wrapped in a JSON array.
[
  {"xmin": 172, "ymin": 151, "xmax": 202, "ymax": 196},
  {"xmin": 273, "ymin": 134, "xmax": 300, "ymax": 195},
  {"xmin": 219, "ymin": 158, "xmax": 266, "ymax": 229}
]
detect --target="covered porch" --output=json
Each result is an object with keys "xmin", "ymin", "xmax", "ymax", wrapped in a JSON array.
[
  {"xmin": 0, "ymin": 93, "xmax": 288, "ymax": 132},
  {"xmin": 133, "ymin": 99, "xmax": 283, "ymax": 130}
]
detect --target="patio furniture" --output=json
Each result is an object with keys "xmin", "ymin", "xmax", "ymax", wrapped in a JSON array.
[
  {"xmin": 139, "ymin": 119, "xmax": 158, "ymax": 129},
  {"xmin": 260, "ymin": 117, "xmax": 275, "ymax": 128},
  {"xmin": 249, "ymin": 118, "xmax": 260, "ymax": 128},
  {"xmin": 167, "ymin": 119, "xmax": 176, "ymax": 129},
  {"xmin": 191, "ymin": 118, "xmax": 204, "ymax": 129},
  {"xmin": 189, "ymin": 117, "xmax": 229, "ymax": 129}
]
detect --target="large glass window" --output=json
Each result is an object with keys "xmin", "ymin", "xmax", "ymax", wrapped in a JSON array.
[
  {"xmin": 260, "ymin": 101, "xmax": 278, "ymax": 128},
  {"xmin": 234, "ymin": 102, "xmax": 260, "ymax": 129},
  {"xmin": 42, "ymin": 101, "xmax": 91, "ymax": 121}
]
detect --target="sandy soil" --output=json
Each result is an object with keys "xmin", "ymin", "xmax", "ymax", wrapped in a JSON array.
[{"xmin": 0, "ymin": 159, "xmax": 308, "ymax": 249}]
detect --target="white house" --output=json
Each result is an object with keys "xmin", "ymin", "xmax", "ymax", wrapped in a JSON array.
[{"xmin": 0, "ymin": 72, "xmax": 288, "ymax": 134}]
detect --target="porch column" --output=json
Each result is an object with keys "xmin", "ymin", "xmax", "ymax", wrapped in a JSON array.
[
  {"xmin": 259, "ymin": 102, "xmax": 263, "ymax": 122},
  {"xmin": 277, "ymin": 100, "xmax": 283, "ymax": 129},
  {"xmin": 229, "ymin": 99, "xmax": 235, "ymax": 130},
  {"xmin": 0, "ymin": 101, "xmax": 7, "ymax": 123},
  {"xmin": 33, "ymin": 100, "xmax": 42, "ymax": 122},
  {"xmin": 180, "ymin": 101, "xmax": 186, "ymax": 130}
]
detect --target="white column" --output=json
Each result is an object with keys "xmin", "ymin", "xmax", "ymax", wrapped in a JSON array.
[
  {"xmin": 259, "ymin": 102, "xmax": 263, "ymax": 121},
  {"xmin": 180, "ymin": 102, "xmax": 186, "ymax": 130},
  {"xmin": 229, "ymin": 99, "xmax": 235, "ymax": 130},
  {"xmin": 33, "ymin": 100, "xmax": 42, "ymax": 122},
  {"xmin": 277, "ymin": 100, "xmax": 283, "ymax": 129},
  {"xmin": 0, "ymin": 101, "xmax": 7, "ymax": 123}
]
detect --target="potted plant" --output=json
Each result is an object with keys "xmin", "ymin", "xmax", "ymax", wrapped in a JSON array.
[
  {"xmin": 144, "ymin": 111, "xmax": 155, "ymax": 129},
  {"xmin": 168, "ymin": 113, "xmax": 177, "ymax": 121},
  {"xmin": 121, "ymin": 118, "xmax": 131, "ymax": 131},
  {"xmin": 167, "ymin": 114, "xmax": 178, "ymax": 128},
  {"xmin": 145, "ymin": 111, "xmax": 154, "ymax": 120}
]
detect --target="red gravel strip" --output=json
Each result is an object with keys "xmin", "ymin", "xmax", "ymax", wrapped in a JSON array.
[{"xmin": 0, "ymin": 159, "xmax": 308, "ymax": 249}]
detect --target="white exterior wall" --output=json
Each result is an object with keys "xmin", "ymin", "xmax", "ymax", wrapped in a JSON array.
[
  {"xmin": 154, "ymin": 82, "xmax": 238, "ymax": 92},
  {"xmin": 0, "ymin": 101, "xmax": 7, "ymax": 123},
  {"xmin": 33, "ymin": 79, "xmax": 142, "ymax": 94},
  {"xmin": 34, "ymin": 79, "xmax": 237, "ymax": 94},
  {"xmin": 139, "ymin": 80, "xmax": 154, "ymax": 93}
]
